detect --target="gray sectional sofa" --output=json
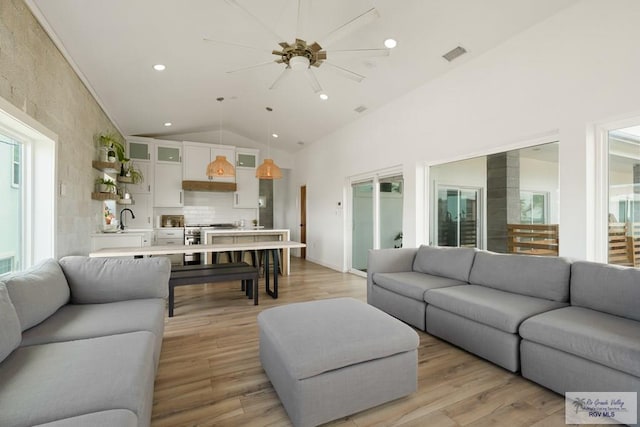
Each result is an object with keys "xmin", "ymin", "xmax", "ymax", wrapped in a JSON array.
[
  {"xmin": 0, "ymin": 256, "xmax": 171, "ymax": 427},
  {"xmin": 368, "ymin": 245, "xmax": 640, "ymax": 417}
]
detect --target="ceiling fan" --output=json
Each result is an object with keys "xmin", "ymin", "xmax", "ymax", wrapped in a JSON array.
[{"xmin": 205, "ymin": 0, "xmax": 391, "ymax": 93}]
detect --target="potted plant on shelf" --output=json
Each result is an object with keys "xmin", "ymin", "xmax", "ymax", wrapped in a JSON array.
[
  {"xmin": 95, "ymin": 177, "xmax": 116, "ymax": 193},
  {"xmin": 96, "ymin": 132, "xmax": 125, "ymax": 163}
]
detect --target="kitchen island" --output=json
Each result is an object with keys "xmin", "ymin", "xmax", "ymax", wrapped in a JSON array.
[{"xmin": 202, "ymin": 228, "xmax": 292, "ymax": 275}]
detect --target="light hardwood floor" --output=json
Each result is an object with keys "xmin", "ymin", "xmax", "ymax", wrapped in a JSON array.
[{"xmin": 151, "ymin": 258, "xmax": 589, "ymax": 427}]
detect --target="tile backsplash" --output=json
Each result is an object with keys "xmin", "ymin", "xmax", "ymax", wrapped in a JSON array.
[{"xmin": 181, "ymin": 191, "xmax": 257, "ymax": 225}]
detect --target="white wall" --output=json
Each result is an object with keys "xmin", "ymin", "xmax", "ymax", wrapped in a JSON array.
[{"xmin": 290, "ymin": 0, "xmax": 640, "ymax": 270}]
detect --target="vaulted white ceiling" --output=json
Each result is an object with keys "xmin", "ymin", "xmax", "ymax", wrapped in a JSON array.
[{"xmin": 28, "ymin": 0, "xmax": 577, "ymax": 152}]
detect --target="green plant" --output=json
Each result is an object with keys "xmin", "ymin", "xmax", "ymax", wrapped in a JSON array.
[
  {"xmin": 95, "ymin": 177, "xmax": 116, "ymax": 192},
  {"xmin": 95, "ymin": 177, "xmax": 116, "ymax": 185},
  {"xmin": 128, "ymin": 166, "xmax": 144, "ymax": 184},
  {"xmin": 96, "ymin": 132, "xmax": 126, "ymax": 161}
]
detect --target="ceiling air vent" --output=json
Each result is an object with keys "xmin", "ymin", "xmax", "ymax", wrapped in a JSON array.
[
  {"xmin": 354, "ymin": 105, "xmax": 368, "ymax": 113},
  {"xmin": 442, "ymin": 46, "xmax": 467, "ymax": 62}
]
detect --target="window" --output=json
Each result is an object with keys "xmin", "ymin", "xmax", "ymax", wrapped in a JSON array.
[
  {"xmin": 1, "ymin": 136, "xmax": 23, "ymax": 273},
  {"xmin": 0, "ymin": 97, "xmax": 56, "ymax": 275},
  {"xmin": 12, "ymin": 143, "xmax": 20, "ymax": 188},
  {"xmin": 520, "ymin": 191, "xmax": 548, "ymax": 224},
  {"xmin": 436, "ymin": 186, "xmax": 481, "ymax": 248},
  {"xmin": 606, "ymin": 125, "xmax": 640, "ymax": 266}
]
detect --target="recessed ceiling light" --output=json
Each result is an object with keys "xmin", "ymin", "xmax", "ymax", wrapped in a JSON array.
[
  {"xmin": 319, "ymin": 93, "xmax": 329, "ymax": 100},
  {"xmin": 384, "ymin": 38, "xmax": 397, "ymax": 49},
  {"xmin": 153, "ymin": 64, "xmax": 166, "ymax": 71},
  {"xmin": 272, "ymin": 133, "xmax": 279, "ymax": 138},
  {"xmin": 164, "ymin": 122, "xmax": 172, "ymax": 127}
]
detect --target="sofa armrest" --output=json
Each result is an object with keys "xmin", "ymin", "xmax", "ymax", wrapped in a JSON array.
[
  {"xmin": 59, "ymin": 256, "xmax": 171, "ymax": 304},
  {"xmin": 366, "ymin": 248, "xmax": 417, "ymax": 304}
]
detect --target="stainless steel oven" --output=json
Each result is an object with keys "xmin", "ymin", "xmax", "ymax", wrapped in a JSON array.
[{"xmin": 184, "ymin": 226, "xmax": 202, "ymax": 265}]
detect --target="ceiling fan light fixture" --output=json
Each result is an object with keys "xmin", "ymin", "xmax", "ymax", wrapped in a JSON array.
[
  {"xmin": 207, "ymin": 155, "xmax": 235, "ymax": 178},
  {"xmin": 289, "ymin": 55, "xmax": 310, "ymax": 71},
  {"xmin": 256, "ymin": 159, "xmax": 283, "ymax": 180}
]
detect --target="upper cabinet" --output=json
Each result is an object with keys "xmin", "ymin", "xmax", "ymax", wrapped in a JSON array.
[
  {"xmin": 234, "ymin": 148, "xmax": 259, "ymax": 208},
  {"xmin": 154, "ymin": 140, "xmax": 183, "ymax": 207},
  {"xmin": 156, "ymin": 144, "xmax": 181, "ymax": 163},
  {"xmin": 183, "ymin": 142, "xmax": 235, "ymax": 183},
  {"xmin": 128, "ymin": 140, "xmax": 151, "ymax": 161}
]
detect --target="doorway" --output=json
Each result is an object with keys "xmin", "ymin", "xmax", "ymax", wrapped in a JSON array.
[
  {"xmin": 349, "ymin": 172, "xmax": 404, "ymax": 273},
  {"xmin": 300, "ymin": 185, "xmax": 306, "ymax": 259}
]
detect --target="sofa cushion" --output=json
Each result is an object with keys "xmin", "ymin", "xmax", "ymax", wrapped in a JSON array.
[
  {"xmin": 0, "ymin": 332, "xmax": 156, "ymax": 427},
  {"xmin": 468, "ymin": 251, "xmax": 570, "ymax": 302},
  {"xmin": 520, "ymin": 306, "xmax": 640, "ymax": 377},
  {"xmin": 425, "ymin": 285, "xmax": 566, "ymax": 333},
  {"xmin": 3, "ymin": 259, "xmax": 70, "ymax": 331},
  {"xmin": 571, "ymin": 261, "xmax": 640, "ymax": 321},
  {"xmin": 33, "ymin": 410, "xmax": 137, "ymax": 427},
  {"xmin": 412, "ymin": 245, "xmax": 477, "ymax": 282},
  {"xmin": 373, "ymin": 271, "xmax": 467, "ymax": 301},
  {"xmin": 0, "ymin": 283, "xmax": 21, "ymax": 362},
  {"xmin": 59, "ymin": 256, "xmax": 170, "ymax": 304},
  {"xmin": 21, "ymin": 299, "xmax": 165, "ymax": 347}
]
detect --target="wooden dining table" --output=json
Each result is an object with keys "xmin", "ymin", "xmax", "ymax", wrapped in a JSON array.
[{"xmin": 89, "ymin": 240, "xmax": 306, "ymax": 298}]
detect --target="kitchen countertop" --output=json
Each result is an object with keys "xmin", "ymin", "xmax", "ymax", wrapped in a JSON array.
[
  {"xmin": 90, "ymin": 229, "xmax": 154, "ymax": 237},
  {"xmin": 202, "ymin": 228, "xmax": 289, "ymax": 235},
  {"xmin": 89, "ymin": 240, "xmax": 305, "ymax": 257}
]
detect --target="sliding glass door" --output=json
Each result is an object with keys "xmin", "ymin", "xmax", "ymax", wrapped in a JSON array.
[
  {"xmin": 351, "ymin": 174, "xmax": 404, "ymax": 273},
  {"xmin": 436, "ymin": 186, "xmax": 481, "ymax": 248}
]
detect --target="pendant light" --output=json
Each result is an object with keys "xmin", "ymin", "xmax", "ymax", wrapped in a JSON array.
[
  {"xmin": 206, "ymin": 97, "xmax": 235, "ymax": 178},
  {"xmin": 256, "ymin": 107, "xmax": 282, "ymax": 180}
]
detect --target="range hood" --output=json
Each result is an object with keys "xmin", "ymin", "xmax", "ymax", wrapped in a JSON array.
[{"xmin": 182, "ymin": 180, "xmax": 237, "ymax": 192}]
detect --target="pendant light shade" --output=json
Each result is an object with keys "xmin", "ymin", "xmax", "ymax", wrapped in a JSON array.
[
  {"xmin": 207, "ymin": 155, "xmax": 235, "ymax": 177},
  {"xmin": 256, "ymin": 107, "xmax": 282, "ymax": 180},
  {"xmin": 255, "ymin": 158, "xmax": 282, "ymax": 179},
  {"xmin": 206, "ymin": 97, "xmax": 235, "ymax": 178}
]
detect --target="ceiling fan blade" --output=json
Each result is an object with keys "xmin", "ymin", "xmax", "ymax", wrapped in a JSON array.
[
  {"xmin": 326, "ymin": 48, "xmax": 390, "ymax": 59},
  {"xmin": 203, "ymin": 38, "xmax": 268, "ymax": 53},
  {"xmin": 224, "ymin": 0, "xmax": 285, "ymax": 43},
  {"xmin": 226, "ymin": 61, "xmax": 277, "ymax": 74},
  {"xmin": 318, "ymin": 8, "xmax": 380, "ymax": 48},
  {"xmin": 309, "ymin": 42, "xmax": 322, "ymax": 52},
  {"xmin": 304, "ymin": 68, "xmax": 323, "ymax": 93},
  {"xmin": 269, "ymin": 68, "xmax": 291, "ymax": 90},
  {"xmin": 324, "ymin": 62, "xmax": 365, "ymax": 83}
]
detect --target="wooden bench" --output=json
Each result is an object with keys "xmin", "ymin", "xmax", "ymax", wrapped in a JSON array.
[{"xmin": 169, "ymin": 262, "xmax": 259, "ymax": 317}]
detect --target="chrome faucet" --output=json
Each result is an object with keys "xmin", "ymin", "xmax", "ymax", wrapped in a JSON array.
[{"xmin": 119, "ymin": 208, "xmax": 135, "ymax": 230}]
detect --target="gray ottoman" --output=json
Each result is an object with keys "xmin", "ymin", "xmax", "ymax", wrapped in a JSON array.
[{"xmin": 257, "ymin": 297, "xmax": 419, "ymax": 427}]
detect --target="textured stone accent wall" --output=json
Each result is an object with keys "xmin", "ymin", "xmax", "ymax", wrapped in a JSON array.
[
  {"xmin": 0, "ymin": 0, "xmax": 121, "ymax": 256},
  {"xmin": 487, "ymin": 151, "xmax": 520, "ymax": 253}
]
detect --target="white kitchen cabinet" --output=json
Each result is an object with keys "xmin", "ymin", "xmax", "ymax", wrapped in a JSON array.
[
  {"xmin": 234, "ymin": 168, "xmax": 259, "ymax": 208},
  {"xmin": 233, "ymin": 148, "xmax": 259, "ymax": 208},
  {"xmin": 90, "ymin": 234, "xmax": 143, "ymax": 252},
  {"xmin": 183, "ymin": 142, "xmax": 235, "ymax": 183},
  {"xmin": 156, "ymin": 143, "xmax": 181, "ymax": 164},
  {"xmin": 155, "ymin": 162, "xmax": 183, "ymax": 207},
  {"xmin": 127, "ymin": 138, "xmax": 153, "ymax": 161},
  {"xmin": 155, "ymin": 228, "xmax": 184, "ymax": 266},
  {"xmin": 236, "ymin": 149, "xmax": 258, "ymax": 168}
]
